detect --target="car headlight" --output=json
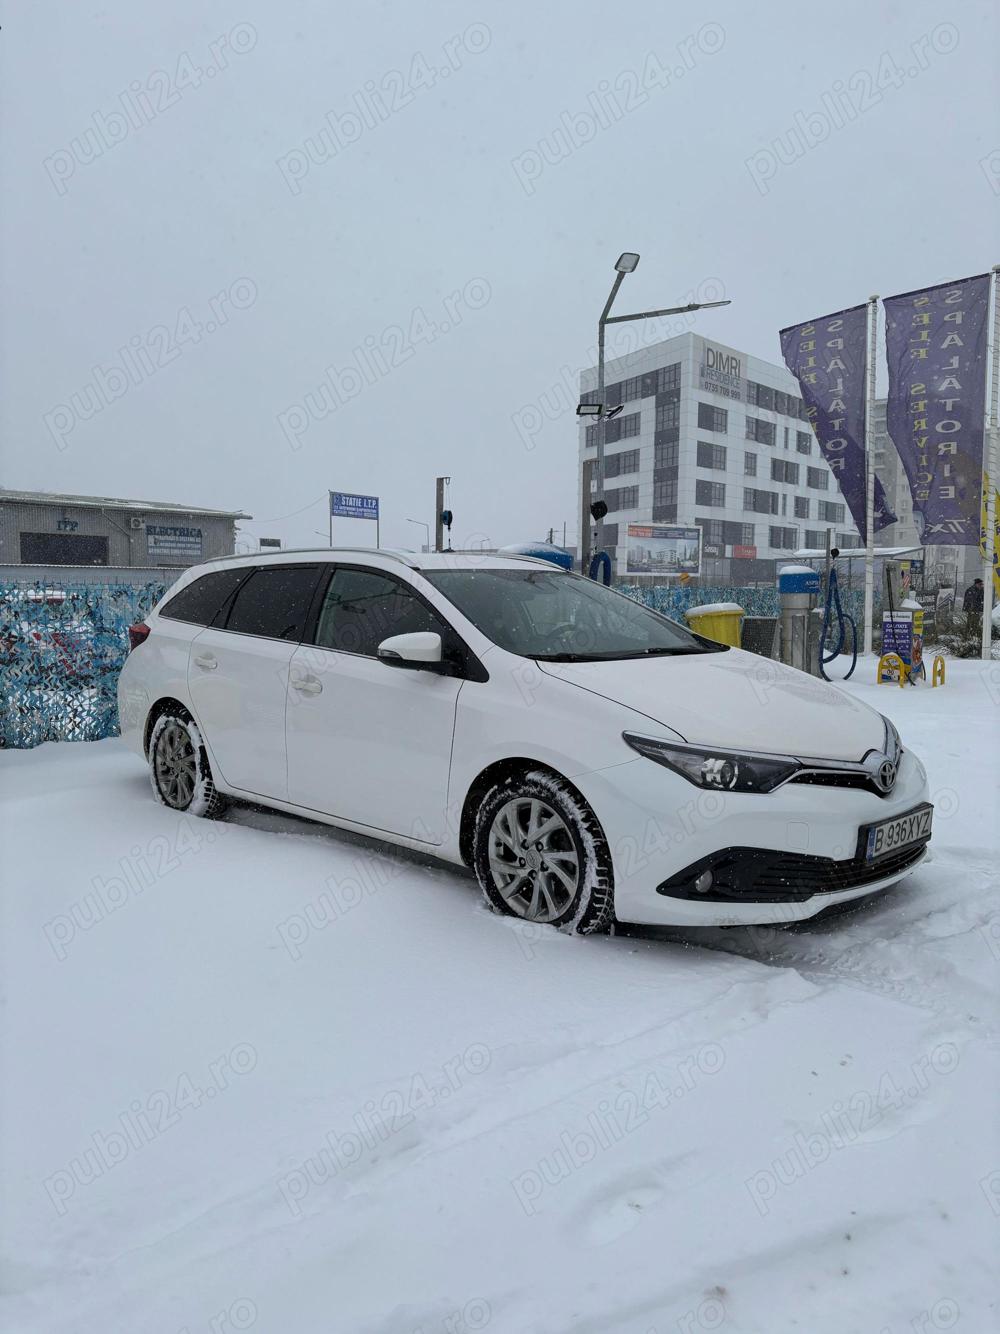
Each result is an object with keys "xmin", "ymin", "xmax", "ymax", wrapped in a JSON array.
[{"xmin": 623, "ymin": 732, "xmax": 801, "ymax": 793}]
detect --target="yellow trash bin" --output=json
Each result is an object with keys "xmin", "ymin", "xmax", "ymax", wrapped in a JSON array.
[{"xmin": 684, "ymin": 601, "xmax": 744, "ymax": 647}]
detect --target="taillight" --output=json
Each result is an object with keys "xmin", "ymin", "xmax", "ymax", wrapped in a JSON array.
[{"xmin": 128, "ymin": 622, "xmax": 151, "ymax": 652}]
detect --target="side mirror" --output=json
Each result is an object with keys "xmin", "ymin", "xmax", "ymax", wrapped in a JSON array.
[{"xmin": 376, "ymin": 631, "xmax": 444, "ymax": 670}]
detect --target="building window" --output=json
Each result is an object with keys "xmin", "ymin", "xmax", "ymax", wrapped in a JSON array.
[
  {"xmin": 838, "ymin": 531, "xmax": 856, "ymax": 548},
  {"xmin": 804, "ymin": 530, "xmax": 824, "ymax": 547},
  {"xmin": 621, "ymin": 376, "xmax": 642, "ymax": 402},
  {"xmin": 697, "ymin": 402, "xmax": 728, "ymax": 433},
  {"xmin": 695, "ymin": 479, "xmax": 726, "ymax": 508},
  {"xmin": 653, "ymin": 479, "xmax": 677, "ymax": 508},
  {"xmin": 603, "ymin": 523, "xmax": 619, "ymax": 546},
  {"xmin": 744, "ymin": 487, "xmax": 779, "ymax": 514},
  {"xmin": 696, "ymin": 441, "xmax": 727, "ymax": 470},
  {"xmin": 774, "ymin": 390, "xmax": 789, "ymax": 417},
  {"xmin": 605, "ymin": 485, "xmax": 639, "ymax": 512},
  {"xmin": 605, "ymin": 448, "xmax": 640, "ymax": 479},
  {"xmin": 747, "ymin": 381, "xmax": 775, "ymax": 412},
  {"xmin": 818, "ymin": 500, "xmax": 845, "ymax": 523},
  {"xmin": 652, "ymin": 503, "xmax": 677, "ymax": 522},
  {"xmin": 656, "ymin": 363, "xmax": 680, "ymax": 393},
  {"xmin": 696, "ymin": 517, "xmax": 724, "ymax": 545},
  {"xmin": 585, "ymin": 410, "xmax": 640, "ymax": 447},
  {"xmin": 794, "ymin": 495, "xmax": 810, "ymax": 519},
  {"xmin": 768, "ymin": 526, "xmax": 798, "ymax": 550},
  {"xmin": 744, "ymin": 451, "xmax": 757, "ymax": 476},
  {"xmin": 656, "ymin": 401, "xmax": 680, "ymax": 431},
  {"xmin": 746, "ymin": 416, "xmax": 776, "ymax": 446},
  {"xmin": 730, "ymin": 522, "xmax": 754, "ymax": 546},
  {"xmin": 770, "ymin": 458, "xmax": 800, "ymax": 485},
  {"xmin": 807, "ymin": 466, "xmax": 829, "ymax": 490},
  {"xmin": 654, "ymin": 437, "xmax": 679, "ymax": 469},
  {"xmin": 796, "ymin": 431, "xmax": 812, "ymax": 455}
]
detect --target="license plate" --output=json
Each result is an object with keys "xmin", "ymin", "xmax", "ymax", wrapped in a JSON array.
[{"xmin": 864, "ymin": 803, "xmax": 933, "ymax": 862}]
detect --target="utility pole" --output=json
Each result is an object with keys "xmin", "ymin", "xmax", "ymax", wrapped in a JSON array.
[{"xmin": 434, "ymin": 476, "xmax": 449, "ymax": 552}]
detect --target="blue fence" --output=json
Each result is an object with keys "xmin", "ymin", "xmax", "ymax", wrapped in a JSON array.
[
  {"xmin": 619, "ymin": 582, "xmax": 869, "ymax": 625},
  {"xmin": 0, "ymin": 581, "xmax": 167, "ymax": 749}
]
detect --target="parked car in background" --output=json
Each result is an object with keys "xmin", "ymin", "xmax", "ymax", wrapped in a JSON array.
[{"xmin": 118, "ymin": 549, "xmax": 932, "ymax": 932}]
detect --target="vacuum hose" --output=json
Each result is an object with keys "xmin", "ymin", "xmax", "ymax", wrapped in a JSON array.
[
  {"xmin": 819, "ymin": 564, "xmax": 857, "ymax": 681},
  {"xmin": 588, "ymin": 551, "xmax": 612, "ymax": 585}
]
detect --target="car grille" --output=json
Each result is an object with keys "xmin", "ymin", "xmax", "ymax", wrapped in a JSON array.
[{"xmin": 657, "ymin": 838, "xmax": 929, "ymax": 904}]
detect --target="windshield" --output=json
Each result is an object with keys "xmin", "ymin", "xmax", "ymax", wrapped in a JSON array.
[{"xmin": 424, "ymin": 568, "xmax": 725, "ymax": 660}]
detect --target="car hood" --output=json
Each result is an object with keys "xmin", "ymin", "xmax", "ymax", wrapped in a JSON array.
[{"xmin": 538, "ymin": 648, "xmax": 885, "ymax": 761}]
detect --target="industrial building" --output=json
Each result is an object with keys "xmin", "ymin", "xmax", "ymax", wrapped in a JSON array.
[
  {"xmin": 578, "ymin": 331, "xmax": 866, "ymax": 581},
  {"xmin": 0, "ymin": 489, "xmax": 250, "ymax": 573}
]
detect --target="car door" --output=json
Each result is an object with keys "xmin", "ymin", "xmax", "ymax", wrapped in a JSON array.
[
  {"xmin": 188, "ymin": 563, "xmax": 323, "ymax": 798},
  {"xmin": 285, "ymin": 565, "xmax": 466, "ymax": 843}
]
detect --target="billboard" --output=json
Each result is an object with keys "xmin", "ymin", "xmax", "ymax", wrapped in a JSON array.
[
  {"xmin": 330, "ymin": 492, "xmax": 379, "ymax": 520},
  {"xmin": 697, "ymin": 339, "xmax": 745, "ymax": 403},
  {"xmin": 625, "ymin": 524, "xmax": 701, "ymax": 575}
]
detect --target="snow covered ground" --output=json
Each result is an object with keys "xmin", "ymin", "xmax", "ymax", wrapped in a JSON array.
[{"xmin": 2, "ymin": 660, "xmax": 998, "ymax": 1333}]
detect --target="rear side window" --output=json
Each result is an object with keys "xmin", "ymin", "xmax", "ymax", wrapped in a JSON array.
[
  {"xmin": 315, "ymin": 568, "xmax": 448, "ymax": 656},
  {"xmin": 159, "ymin": 569, "xmax": 251, "ymax": 626},
  {"xmin": 223, "ymin": 565, "xmax": 321, "ymax": 641}
]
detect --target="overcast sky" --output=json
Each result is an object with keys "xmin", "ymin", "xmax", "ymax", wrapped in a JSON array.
[{"xmin": 1, "ymin": 0, "xmax": 996, "ymax": 552}]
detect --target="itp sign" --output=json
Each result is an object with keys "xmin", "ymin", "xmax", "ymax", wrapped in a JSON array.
[{"xmin": 331, "ymin": 492, "xmax": 379, "ymax": 521}]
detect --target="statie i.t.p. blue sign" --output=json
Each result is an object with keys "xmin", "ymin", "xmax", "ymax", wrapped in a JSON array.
[{"xmin": 329, "ymin": 491, "xmax": 380, "ymax": 546}]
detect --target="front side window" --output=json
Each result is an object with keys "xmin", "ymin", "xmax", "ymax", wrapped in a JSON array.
[
  {"xmin": 425, "ymin": 569, "xmax": 721, "ymax": 661},
  {"xmin": 314, "ymin": 567, "xmax": 448, "ymax": 657},
  {"xmin": 159, "ymin": 568, "xmax": 252, "ymax": 625},
  {"xmin": 224, "ymin": 565, "xmax": 321, "ymax": 641}
]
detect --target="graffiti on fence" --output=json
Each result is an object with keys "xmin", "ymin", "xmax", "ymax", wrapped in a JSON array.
[{"xmin": 0, "ymin": 581, "xmax": 166, "ymax": 748}]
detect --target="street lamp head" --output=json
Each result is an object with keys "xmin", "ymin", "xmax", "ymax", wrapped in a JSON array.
[
  {"xmin": 615, "ymin": 252, "xmax": 640, "ymax": 273},
  {"xmin": 576, "ymin": 402, "xmax": 603, "ymax": 417},
  {"xmin": 604, "ymin": 404, "xmax": 624, "ymax": 419}
]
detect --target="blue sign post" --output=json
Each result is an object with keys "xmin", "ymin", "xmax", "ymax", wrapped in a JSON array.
[{"xmin": 329, "ymin": 491, "xmax": 380, "ymax": 547}]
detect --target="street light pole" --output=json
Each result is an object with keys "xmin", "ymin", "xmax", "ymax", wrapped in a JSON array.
[
  {"xmin": 593, "ymin": 268, "xmax": 629, "ymax": 565},
  {"xmin": 582, "ymin": 252, "xmax": 730, "ymax": 576},
  {"xmin": 405, "ymin": 517, "xmax": 431, "ymax": 552}
]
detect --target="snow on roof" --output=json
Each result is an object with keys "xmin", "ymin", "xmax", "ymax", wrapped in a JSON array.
[{"xmin": 0, "ymin": 488, "xmax": 251, "ymax": 519}]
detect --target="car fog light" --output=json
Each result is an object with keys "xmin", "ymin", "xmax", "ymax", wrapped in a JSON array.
[{"xmin": 694, "ymin": 869, "xmax": 714, "ymax": 894}]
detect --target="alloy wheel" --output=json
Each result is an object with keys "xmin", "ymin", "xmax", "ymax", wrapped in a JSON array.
[
  {"xmin": 487, "ymin": 796, "xmax": 580, "ymax": 922},
  {"xmin": 154, "ymin": 721, "xmax": 198, "ymax": 809}
]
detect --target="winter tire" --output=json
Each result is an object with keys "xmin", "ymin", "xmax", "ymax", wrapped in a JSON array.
[
  {"xmin": 148, "ymin": 711, "xmax": 227, "ymax": 818},
  {"xmin": 473, "ymin": 769, "xmax": 614, "ymax": 934}
]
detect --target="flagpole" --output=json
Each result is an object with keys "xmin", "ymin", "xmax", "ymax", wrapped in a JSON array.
[
  {"xmin": 981, "ymin": 263, "xmax": 1000, "ymax": 660},
  {"xmin": 863, "ymin": 294, "xmax": 879, "ymax": 657}
]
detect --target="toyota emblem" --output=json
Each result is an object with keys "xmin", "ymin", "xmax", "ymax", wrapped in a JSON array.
[{"xmin": 865, "ymin": 752, "xmax": 898, "ymax": 793}]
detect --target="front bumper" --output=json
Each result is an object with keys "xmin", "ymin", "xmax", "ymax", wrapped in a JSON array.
[{"xmin": 573, "ymin": 747, "xmax": 930, "ymax": 927}]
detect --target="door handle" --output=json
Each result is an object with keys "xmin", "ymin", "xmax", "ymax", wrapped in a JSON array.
[
  {"xmin": 290, "ymin": 675, "xmax": 322, "ymax": 696},
  {"xmin": 194, "ymin": 654, "xmax": 217, "ymax": 670}
]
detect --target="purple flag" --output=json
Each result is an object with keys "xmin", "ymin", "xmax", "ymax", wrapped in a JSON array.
[
  {"xmin": 780, "ymin": 305, "xmax": 895, "ymax": 543},
  {"xmin": 884, "ymin": 273, "xmax": 990, "ymax": 545}
]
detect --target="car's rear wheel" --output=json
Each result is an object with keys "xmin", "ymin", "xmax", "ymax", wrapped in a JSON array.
[
  {"xmin": 472, "ymin": 770, "xmax": 614, "ymax": 934},
  {"xmin": 148, "ymin": 711, "xmax": 227, "ymax": 818}
]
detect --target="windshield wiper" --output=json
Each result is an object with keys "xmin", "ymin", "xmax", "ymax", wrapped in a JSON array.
[{"xmin": 532, "ymin": 646, "xmax": 707, "ymax": 662}]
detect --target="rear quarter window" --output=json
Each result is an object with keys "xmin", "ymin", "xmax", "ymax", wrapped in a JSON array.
[{"xmin": 158, "ymin": 568, "xmax": 252, "ymax": 626}]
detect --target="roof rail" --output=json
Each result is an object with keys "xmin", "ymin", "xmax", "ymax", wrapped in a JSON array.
[{"xmin": 201, "ymin": 547, "xmax": 420, "ymax": 568}]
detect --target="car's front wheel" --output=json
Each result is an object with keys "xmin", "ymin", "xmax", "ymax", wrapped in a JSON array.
[
  {"xmin": 148, "ymin": 711, "xmax": 227, "ymax": 818},
  {"xmin": 472, "ymin": 770, "xmax": 614, "ymax": 934}
]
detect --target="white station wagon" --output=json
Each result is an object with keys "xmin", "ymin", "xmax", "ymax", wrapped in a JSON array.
[{"xmin": 118, "ymin": 549, "xmax": 932, "ymax": 932}]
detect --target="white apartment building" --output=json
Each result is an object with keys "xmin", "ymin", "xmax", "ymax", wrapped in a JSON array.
[{"xmin": 578, "ymin": 332, "xmax": 863, "ymax": 578}]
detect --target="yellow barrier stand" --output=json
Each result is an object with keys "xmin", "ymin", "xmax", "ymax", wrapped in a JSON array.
[
  {"xmin": 876, "ymin": 651, "xmax": 907, "ymax": 686},
  {"xmin": 932, "ymin": 655, "xmax": 946, "ymax": 687}
]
